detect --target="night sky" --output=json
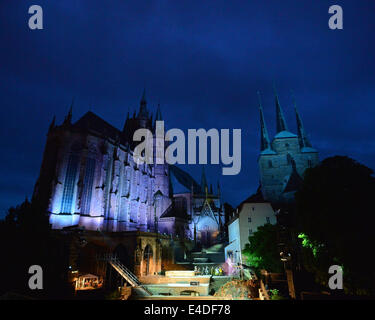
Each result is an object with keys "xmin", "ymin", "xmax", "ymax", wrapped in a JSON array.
[{"xmin": 1, "ymin": 1, "xmax": 374, "ymax": 218}]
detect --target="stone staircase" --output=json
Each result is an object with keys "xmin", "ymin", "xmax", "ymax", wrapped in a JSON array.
[
  {"xmin": 190, "ymin": 243, "xmax": 226, "ymax": 270},
  {"xmin": 174, "ymin": 243, "xmax": 227, "ymax": 274}
]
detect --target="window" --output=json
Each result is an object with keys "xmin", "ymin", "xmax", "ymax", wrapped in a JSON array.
[
  {"xmin": 285, "ymin": 143, "xmax": 289, "ymax": 149},
  {"xmin": 249, "ymin": 229, "xmax": 253, "ymax": 235},
  {"xmin": 227, "ymin": 251, "xmax": 233, "ymax": 259},
  {"xmin": 80, "ymin": 158, "xmax": 96, "ymax": 215},
  {"xmin": 268, "ymin": 160, "xmax": 273, "ymax": 168},
  {"xmin": 266, "ymin": 217, "xmax": 270, "ymax": 224},
  {"xmin": 61, "ymin": 154, "xmax": 79, "ymax": 213},
  {"xmin": 308, "ymin": 160, "xmax": 312, "ymax": 168},
  {"xmin": 248, "ymin": 217, "xmax": 252, "ymax": 223}
]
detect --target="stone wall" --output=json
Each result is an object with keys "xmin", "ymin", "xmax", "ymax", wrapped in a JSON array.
[{"xmin": 259, "ymin": 135, "xmax": 319, "ymax": 202}]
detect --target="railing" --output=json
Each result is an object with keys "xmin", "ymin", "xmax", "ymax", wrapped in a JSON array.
[
  {"xmin": 259, "ymin": 279, "xmax": 270, "ymax": 300},
  {"xmin": 102, "ymin": 253, "xmax": 152, "ymax": 296}
]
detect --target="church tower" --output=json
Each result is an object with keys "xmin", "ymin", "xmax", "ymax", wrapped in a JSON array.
[
  {"xmin": 258, "ymin": 90, "xmax": 319, "ymax": 203},
  {"xmin": 152, "ymin": 102, "xmax": 172, "ymax": 220}
]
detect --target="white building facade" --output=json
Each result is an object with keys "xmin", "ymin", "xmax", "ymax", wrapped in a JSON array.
[{"xmin": 225, "ymin": 202, "xmax": 276, "ymax": 265}]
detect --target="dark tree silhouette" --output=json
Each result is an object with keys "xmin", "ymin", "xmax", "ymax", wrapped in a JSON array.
[
  {"xmin": 295, "ymin": 156, "xmax": 375, "ymax": 295},
  {"xmin": 0, "ymin": 199, "xmax": 73, "ymax": 299}
]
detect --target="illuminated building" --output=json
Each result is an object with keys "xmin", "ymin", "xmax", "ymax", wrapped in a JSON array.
[
  {"xmin": 168, "ymin": 166, "xmax": 225, "ymax": 247},
  {"xmin": 225, "ymin": 191, "xmax": 276, "ymax": 265},
  {"xmin": 257, "ymin": 91, "xmax": 319, "ymax": 203},
  {"xmin": 32, "ymin": 91, "xmax": 225, "ymax": 244},
  {"xmin": 33, "ymin": 91, "xmax": 174, "ymax": 233}
]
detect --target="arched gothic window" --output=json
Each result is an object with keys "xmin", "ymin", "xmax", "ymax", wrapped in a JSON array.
[
  {"xmin": 80, "ymin": 157, "xmax": 96, "ymax": 214},
  {"xmin": 60, "ymin": 154, "xmax": 80, "ymax": 213}
]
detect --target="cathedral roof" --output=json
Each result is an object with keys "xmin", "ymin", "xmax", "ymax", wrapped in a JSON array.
[
  {"xmin": 169, "ymin": 169, "xmax": 191, "ymax": 194},
  {"xmin": 160, "ymin": 202, "xmax": 190, "ymax": 220},
  {"xmin": 273, "ymin": 130, "xmax": 298, "ymax": 139},
  {"xmin": 73, "ymin": 111, "xmax": 122, "ymax": 142},
  {"xmin": 169, "ymin": 165, "xmax": 202, "ymax": 194}
]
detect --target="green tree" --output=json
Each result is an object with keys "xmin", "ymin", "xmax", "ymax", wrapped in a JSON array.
[
  {"xmin": 242, "ymin": 223, "xmax": 283, "ymax": 273},
  {"xmin": 295, "ymin": 156, "xmax": 375, "ymax": 295}
]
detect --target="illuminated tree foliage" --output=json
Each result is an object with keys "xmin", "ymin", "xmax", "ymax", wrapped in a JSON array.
[
  {"xmin": 295, "ymin": 156, "xmax": 375, "ymax": 295},
  {"xmin": 298, "ymin": 233, "xmax": 323, "ymax": 257},
  {"xmin": 242, "ymin": 223, "xmax": 283, "ymax": 273}
]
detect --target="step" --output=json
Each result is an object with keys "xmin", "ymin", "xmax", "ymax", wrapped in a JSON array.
[{"xmin": 194, "ymin": 257, "xmax": 209, "ymax": 263}]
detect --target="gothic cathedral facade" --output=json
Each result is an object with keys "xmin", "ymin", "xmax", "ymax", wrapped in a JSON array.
[{"xmin": 33, "ymin": 91, "xmax": 172, "ymax": 232}]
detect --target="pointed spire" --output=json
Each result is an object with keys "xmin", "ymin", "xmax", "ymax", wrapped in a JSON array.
[
  {"xmin": 141, "ymin": 87, "xmax": 146, "ymax": 103},
  {"xmin": 68, "ymin": 98, "xmax": 73, "ymax": 120},
  {"xmin": 201, "ymin": 166, "xmax": 208, "ymax": 194},
  {"xmin": 150, "ymin": 112, "xmax": 153, "ymax": 123},
  {"xmin": 151, "ymin": 102, "xmax": 162, "ymax": 130},
  {"xmin": 138, "ymin": 88, "xmax": 148, "ymax": 118},
  {"xmin": 257, "ymin": 91, "xmax": 271, "ymax": 151},
  {"xmin": 49, "ymin": 115, "xmax": 56, "ymax": 132},
  {"xmin": 273, "ymin": 85, "xmax": 288, "ymax": 133},
  {"xmin": 153, "ymin": 102, "xmax": 162, "ymax": 131},
  {"xmin": 155, "ymin": 102, "xmax": 162, "ymax": 121},
  {"xmin": 63, "ymin": 98, "xmax": 74, "ymax": 125},
  {"xmin": 293, "ymin": 92, "xmax": 312, "ymax": 148},
  {"xmin": 122, "ymin": 110, "xmax": 130, "ymax": 132}
]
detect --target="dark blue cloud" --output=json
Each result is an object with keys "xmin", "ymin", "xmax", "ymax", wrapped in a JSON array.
[{"xmin": 0, "ymin": 0, "xmax": 374, "ymax": 217}]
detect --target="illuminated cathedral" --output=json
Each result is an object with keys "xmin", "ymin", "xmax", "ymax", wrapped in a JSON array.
[
  {"xmin": 257, "ymin": 91, "xmax": 319, "ymax": 203},
  {"xmin": 32, "ymin": 91, "xmax": 225, "ymax": 247}
]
